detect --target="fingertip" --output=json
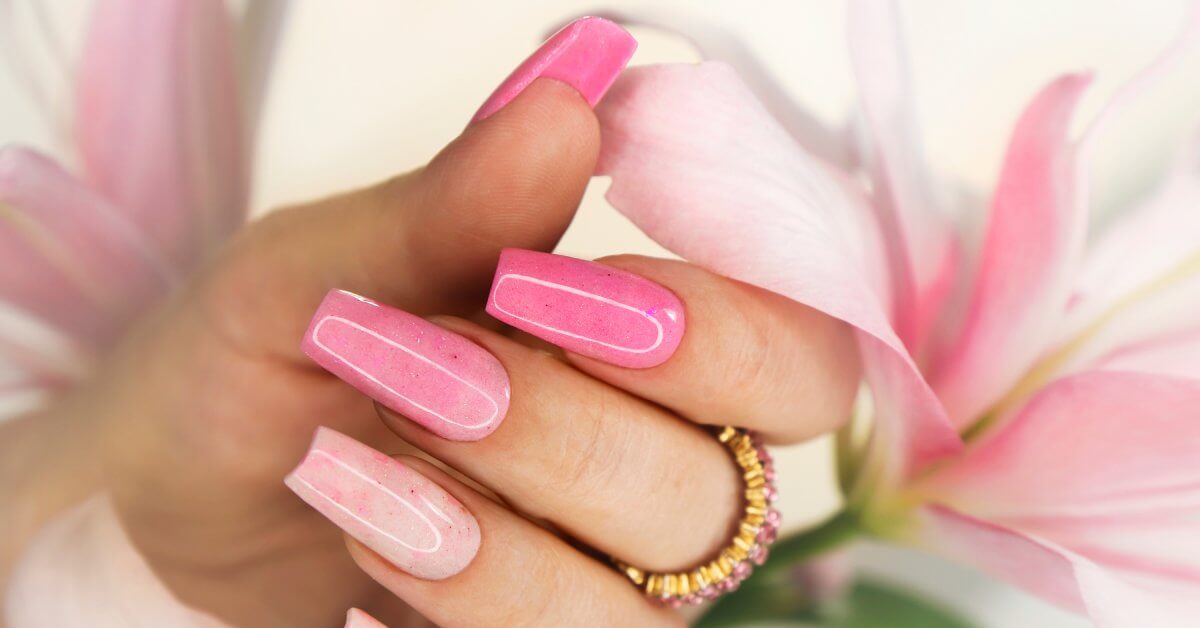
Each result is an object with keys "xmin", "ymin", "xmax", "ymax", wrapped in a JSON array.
[{"xmin": 345, "ymin": 607, "xmax": 388, "ymax": 628}]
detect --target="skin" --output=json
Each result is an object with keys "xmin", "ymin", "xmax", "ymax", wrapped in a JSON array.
[{"xmin": 0, "ymin": 80, "xmax": 860, "ymax": 626}]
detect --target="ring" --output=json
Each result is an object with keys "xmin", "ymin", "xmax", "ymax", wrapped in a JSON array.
[{"xmin": 613, "ymin": 426, "xmax": 780, "ymax": 606}]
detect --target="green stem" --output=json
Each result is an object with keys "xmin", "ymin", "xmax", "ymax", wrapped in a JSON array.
[
  {"xmin": 761, "ymin": 509, "xmax": 860, "ymax": 576},
  {"xmin": 695, "ymin": 509, "xmax": 861, "ymax": 627}
]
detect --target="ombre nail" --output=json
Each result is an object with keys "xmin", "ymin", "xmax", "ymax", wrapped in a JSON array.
[
  {"xmin": 286, "ymin": 428, "xmax": 481, "ymax": 580},
  {"xmin": 472, "ymin": 16, "xmax": 636, "ymax": 122},
  {"xmin": 486, "ymin": 249, "xmax": 685, "ymax": 368},
  {"xmin": 302, "ymin": 290, "xmax": 510, "ymax": 441}
]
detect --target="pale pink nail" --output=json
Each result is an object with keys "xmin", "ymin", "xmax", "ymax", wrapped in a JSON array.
[
  {"xmin": 345, "ymin": 608, "xmax": 388, "ymax": 628},
  {"xmin": 302, "ymin": 290, "xmax": 510, "ymax": 441},
  {"xmin": 486, "ymin": 249, "xmax": 685, "ymax": 368},
  {"xmin": 286, "ymin": 427, "xmax": 481, "ymax": 580},
  {"xmin": 472, "ymin": 16, "xmax": 636, "ymax": 122}
]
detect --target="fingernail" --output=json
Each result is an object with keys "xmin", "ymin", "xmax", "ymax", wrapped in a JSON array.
[
  {"xmin": 302, "ymin": 290, "xmax": 510, "ymax": 441},
  {"xmin": 286, "ymin": 427, "xmax": 481, "ymax": 580},
  {"xmin": 472, "ymin": 16, "xmax": 636, "ymax": 122},
  {"xmin": 345, "ymin": 608, "xmax": 387, "ymax": 628},
  {"xmin": 486, "ymin": 249, "xmax": 685, "ymax": 368}
]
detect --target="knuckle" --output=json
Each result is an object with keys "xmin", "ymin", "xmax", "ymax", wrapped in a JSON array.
[
  {"xmin": 718, "ymin": 298, "xmax": 776, "ymax": 400},
  {"xmin": 546, "ymin": 387, "xmax": 631, "ymax": 504}
]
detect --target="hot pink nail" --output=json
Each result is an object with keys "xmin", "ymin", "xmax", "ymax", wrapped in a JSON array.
[
  {"xmin": 345, "ymin": 608, "xmax": 387, "ymax": 628},
  {"xmin": 286, "ymin": 427, "xmax": 481, "ymax": 581},
  {"xmin": 472, "ymin": 16, "xmax": 636, "ymax": 122},
  {"xmin": 302, "ymin": 290, "xmax": 510, "ymax": 441},
  {"xmin": 486, "ymin": 249, "xmax": 685, "ymax": 368}
]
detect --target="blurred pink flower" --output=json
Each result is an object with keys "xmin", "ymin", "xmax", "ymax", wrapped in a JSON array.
[
  {"xmin": 596, "ymin": 1, "xmax": 1200, "ymax": 624},
  {"xmin": 0, "ymin": 0, "xmax": 285, "ymax": 406}
]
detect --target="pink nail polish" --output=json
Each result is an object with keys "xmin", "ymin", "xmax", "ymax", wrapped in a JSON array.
[
  {"xmin": 472, "ymin": 16, "xmax": 636, "ymax": 122},
  {"xmin": 345, "ymin": 608, "xmax": 388, "ymax": 628},
  {"xmin": 302, "ymin": 290, "xmax": 510, "ymax": 441},
  {"xmin": 286, "ymin": 428, "xmax": 481, "ymax": 581},
  {"xmin": 486, "ymin": 249, "xmax": 685, "ymax": 368}
]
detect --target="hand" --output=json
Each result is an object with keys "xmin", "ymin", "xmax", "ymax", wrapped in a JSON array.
[
  {"xmin": 87, "ymin": 77, "xmax": 603, "ymax": 626},
  {"xmin": 47, "ymin": 19, "xmax": 858, "ymax": 627},
  {"xmin": 307, "ymin": 249, "xmax": 859, "ymax": 626}
]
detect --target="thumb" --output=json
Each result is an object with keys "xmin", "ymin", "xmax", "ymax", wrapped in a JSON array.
[{"xmin": 206, "ymin": 17, "xmax": 636, "ymax": 358}]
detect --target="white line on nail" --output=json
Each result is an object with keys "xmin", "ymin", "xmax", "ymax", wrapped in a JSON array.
[
  {"xmin": 311, "ymin": 316, "xmax": 499, "ymax": 430},
  {"xmin": 491, "ymin": 273, "xmax": 664, "ymax": 354}
]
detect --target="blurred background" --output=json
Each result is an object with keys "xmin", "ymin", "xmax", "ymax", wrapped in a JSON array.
[{"xmin": 3, "ymin": 1, "xmax": 1196, "ymax": 625}]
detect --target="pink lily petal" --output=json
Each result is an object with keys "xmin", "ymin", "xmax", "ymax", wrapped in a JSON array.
[
  {"xmin": 1053, "ymin": 129, "xmax": 1200, "ymax": 365},
  {"xmin": 1013, "ymin": 514, "xmax": 1200, "ymax": 582},
  {"xmin": 931, "ymin": 75, "xmax": 1092, "ymax": 426},
  {"xmin": 76, "ymin": 0, "xmax": 246, "ymax": 269},
  {"xmin": 0, "ymin": 146, "xmax": 172, "ymax": 347},
  {"xmin": 916, "ymin": 505, "xmax": 1086, "ymax": 612},
  {"xmin": 1053, "ymin": 268, "xmax": 1200, "ymax": 380},
  {"xmin": 1057, "ymin": 3, "xmax": 1200, "ymax": 350},
  {"xmin": 1030, "ymin": 7, "xmax": 1200, "ymax": 386},
  {"xmin": 921, "ymin": 371, "xmax": 1200, "ymax": 522},
  {"xmin": 1095, "ymin": 327, "xmax": 1200, "ymax": 380},
  {"xmin": 848, "ymin": 0, "xmax": 960, "ymax": 353},
  {"xmin": 918, "ymin": 506, "xmax": 1200, "ymax": 626},
  {"xmin": 595, "ymin": 63, "xmax": 961, "ymax": 475},
  {"xmin": 0, "ymin": 300, "xmax": 90, "ymax": 391},
  {"xmin": 584, "ymin": 9, "xmax": 854, "ymax": 169}
]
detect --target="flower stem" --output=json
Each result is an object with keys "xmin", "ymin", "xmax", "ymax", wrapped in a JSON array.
[{"xmin": 761, "ymin": 508, "xmax": 860, "ymax": 576}]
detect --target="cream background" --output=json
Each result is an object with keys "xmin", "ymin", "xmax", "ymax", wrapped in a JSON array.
[{"xmin": 3, "ymin": 1, "xmax": 1197, "ymax": 626}]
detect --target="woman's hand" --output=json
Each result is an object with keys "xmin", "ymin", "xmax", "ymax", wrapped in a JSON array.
[
  {"xmin": 306, "ymin": 249, "xmax": 859, "ymax": 626},
  {"xmin": 42, "ymin": 19, "xmax": 860, "ymax": 627},
  {"xmin": 88, "ymin": 77, "xmax": 605, "ymax": 626}
]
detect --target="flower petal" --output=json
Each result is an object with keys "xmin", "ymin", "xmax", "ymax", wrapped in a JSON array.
[
  {"xmin": 76, "ymin": 0, "xmax": 246, "ymax": 269},
  {"xmin": 917, "ymin": 505, "xmax": 1200, "ymax": 626},
  {"xmin": 1022, "ymin": 7, "xmax": 1200, "ymax": 395},
  {"xmin": 921, "ymin": 371, "xmax": 1200, "ymax": 522},
  {"xmin": 595, "ymin": 63, "xmax": 961, "ymax": 475},
  {"xmin": 1049, "ymin": 129, "xmax": 1200, "ymax": 373},
  {"xmin": 0, "ymin": 300, "xmax": 90, "ymax": 392},
  {"xmin": 1095, "ymin": 327, "xmax": 1200, "ymax": 380},
  {"xmin": 916, "ymin": 506, "xmax": 1086, "ymax": 613},
  {"xmin": 916, "ymin": 370, "xmax": 1200, "ymax": 621},
  {"xmin": 930, "ymin": 75, "xmax": 1092, "ymax": 426},
  {"xmin": 0, "ymin": 146, "xmax": 172, "ymax": 346},
  {"xmin": 848, "ymin": 0, "xmax": 960, "ymax": 353},
  {"xmin": 584, "ymin": 9, "xmax": 854, "ymax": 168},
  {"xmin": 1052, "ymin": 266, "xmax": 1200, "ymax": 381}
]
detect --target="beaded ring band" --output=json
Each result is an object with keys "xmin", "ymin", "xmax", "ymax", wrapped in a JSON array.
[{"xmin": 613, "ymin": 426, "xmax": 780, "ymax": 606}]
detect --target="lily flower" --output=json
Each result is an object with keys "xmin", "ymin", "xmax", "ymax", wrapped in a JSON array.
[
  {"xmin": 0, "ymin": 0, "xmax": 285, "ymax": 410},
  {"xmin": 594, "ymin": 1, "xmax": 1200, "ymax": 624}
]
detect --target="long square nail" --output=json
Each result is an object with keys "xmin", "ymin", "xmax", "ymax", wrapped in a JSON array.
[
  {"xmin": 285, "ymin": 427, "xmax": 480, "ymax": 580},
  {"xmin": 472, "ymin": 16, "xmax": 636, "ymax": 122},
  {"xmin": 486, "ymin": 249, "xmax": 685, "ymax": 368},
  {"xmin": 302, "ymin": 290, "xmax": 510, "ymax": 441}
]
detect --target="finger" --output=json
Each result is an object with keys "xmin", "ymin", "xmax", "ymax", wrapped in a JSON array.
[
  {"xmin": 486, "ymin": 250, "xmax": 861, "ymax": 443},
  {"xmin": 285, "ymin": 428, "xmax": 677, "ymax": 627},
  {"xmin": 356, "ymin": 307, "xmax": 742, "ymax": 572},
  {"xmin": 202, "ymin": 18, "xmax": 636, "ymax": 358}
]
